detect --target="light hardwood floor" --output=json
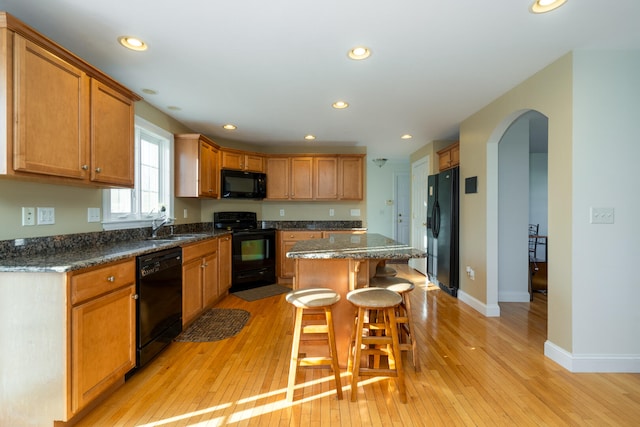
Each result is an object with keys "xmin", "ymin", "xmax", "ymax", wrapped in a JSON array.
[{"xmin": 77, "ymin": 265, "xmax": 640, "ymax": 426}]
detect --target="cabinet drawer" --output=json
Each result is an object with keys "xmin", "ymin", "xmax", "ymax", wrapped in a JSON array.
[
  {"xmin": 71, "ymin": 259, "xmax": 135, "ymax": 305},
  {"xmin": 182, "ymin": 238, "xmax": 217, "ymax": 262},
  {"xmin": 281, "ymin": 231, "xmax": 323, "ymax": 240}
]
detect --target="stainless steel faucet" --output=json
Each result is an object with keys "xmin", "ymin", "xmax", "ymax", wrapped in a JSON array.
[{"xmin": 150, "ymin": 207, "xmax": 174, "ymax": 238}]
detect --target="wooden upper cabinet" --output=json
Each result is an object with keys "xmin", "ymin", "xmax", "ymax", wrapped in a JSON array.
[
  {"xmin": 314, "ymin": 157, "xmax": 338, "ymax": 200},
  {"xmin": 266, "ymin": 157, "xmax": 290, "ymax": 199},
  {"xmin": 90, "ymin": 79, "xmax": 135, "ymax": 186},
  {"xmin": 265, "ymin": 154, "xmax": 364, "ymax": 201},
  {"xmin": 12, "ymin": 34, "xmax": 89, "ymax": 179},
  {"xmin": 437, "ymin": 142, "xmax": 459, "ymax": 171},
  {"xmin": 1, "ymin": 15, "xmax": 140, "ymax": 187},
  {"xmin": 175, "ymin": 133, "xmax": 219, "ymax": 198},
  {"xmin": 220, "ymin": 148, "xmax": 264, "ymax": 172},
  {"xmin": 290, "ymin": 157, "xmax": 313, "ymax": 200},
  {"xmin": 339, "ymin": 156, "xmax": 364, "ymax": 200}
]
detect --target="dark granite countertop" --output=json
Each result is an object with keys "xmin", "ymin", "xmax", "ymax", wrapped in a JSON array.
[
  {"xmin": 0, "ymin": 230, "xmax": 231, "ymax": 273},
  {"xmin": 286, "ymin": 233, "xmax": 426, "ymax": 260}
]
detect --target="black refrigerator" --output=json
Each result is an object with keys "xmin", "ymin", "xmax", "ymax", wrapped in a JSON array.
[{"xmin": 427, "ymin": 166, "xmax": 459, "ymax": 297}]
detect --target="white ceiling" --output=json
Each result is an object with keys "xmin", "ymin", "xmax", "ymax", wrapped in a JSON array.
[{"xmin": 2, "ymin": 0, "xmax": 640, "ymax": 159}]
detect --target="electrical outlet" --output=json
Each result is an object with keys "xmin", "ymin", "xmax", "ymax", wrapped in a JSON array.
[
  {"xmin": 37, "ymin": 207, "xmax": 55, "ymax": 225},
  {"xmin": 280, "ymin": 209, "xmax": 285, "ymax": 217},
  {"xmin": 183, "ymin": 208, "xmax": 188, "ymax": 219},
  {"xmin": 350, "ymin": 209, "xmax": 360, "ymax": 217},
  {"xmin": 329, "ymin": 208, "xmax": 335, "ymax": 217},
  {"xmin": 22, "ymin": 207, "xmax": 35, "ymax": 226}
]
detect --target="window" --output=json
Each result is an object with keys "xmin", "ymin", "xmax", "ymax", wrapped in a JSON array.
[{"xmin": 102, "ymin": 117, "xmax": 173, "ymax": 230}]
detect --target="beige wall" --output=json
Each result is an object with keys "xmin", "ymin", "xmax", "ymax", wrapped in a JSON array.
[{"xmin": 457, "ymin": 53, "xmax": 573, "ymax": 350}]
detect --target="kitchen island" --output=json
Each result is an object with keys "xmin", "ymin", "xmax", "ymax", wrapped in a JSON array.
[{"xmin": 287, "ymin": 233, "xmax": 426, "ymax": 366}]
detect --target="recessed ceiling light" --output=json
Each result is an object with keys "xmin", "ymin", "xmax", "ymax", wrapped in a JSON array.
[
  {"xmin": 348, "ymin": 46, "xmax": 371, "ymax": 60},
  {"xmin": 332, "ymin": 101, "xmax": 349, "ymax": 109},
  {"xmin": 530, "ymin": 0, "xmax": 567, "ymax": 14},
  {"xmin": 118, "ymin": 36, "xmax": 148, "ymax": 51},
  {"xmin": 401, "ymin": 134, "xmax": 413, "ymax": 140},
  {"xmin": 141, "ymin": 88, "xmax": 157, "ymax": 95},
  {"xmin": 222, "ymin": 124, "xmax": 237, "ymax": 130},
  {"xmin": 304, "ymin": 134, "xmax": 316, "ymax": 141},
  {"xmin": 167, "ymin": 106, "xmax": 181, "ymax": 111}
]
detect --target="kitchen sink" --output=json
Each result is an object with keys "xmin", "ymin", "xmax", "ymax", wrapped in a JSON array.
[{"xmin": 145, "ymin": 233, "xmax": 210, "ymax": 242}]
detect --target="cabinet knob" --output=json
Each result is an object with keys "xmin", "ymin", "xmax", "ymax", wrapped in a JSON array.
[
  {"xmin": 132, "ymin": 294, "xmax": 139, "ymax": 300},
  {"xmin": 81, "ymin": 164, "xmax": 89, "ymax": 170},
  {"xmin": 106, "ymin": 275, "xmax": 115, "ymax": 282},
  {"xmin": 95, "ymin": 167, "xmax": 102, "ymax": 173}
]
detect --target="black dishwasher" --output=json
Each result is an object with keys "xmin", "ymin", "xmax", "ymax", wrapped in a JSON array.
[{"xmin": 136, "ymin": 247, "xmax": 183, "ymax": 368}]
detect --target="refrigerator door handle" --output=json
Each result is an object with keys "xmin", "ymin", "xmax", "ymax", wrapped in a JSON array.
[{"xmin": 433, "ymin": 202, "xmax": 441, "ymax": 238}]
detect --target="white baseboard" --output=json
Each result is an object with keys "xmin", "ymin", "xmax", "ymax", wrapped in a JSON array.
[
  {"xmin": 458, "ymin": 289, "xmax": 501, "ymax": 317},
  {"xmin": 544, "ymin": 340, "xmax": 640, "ymax": 373},
  {"xmin": 498, "ymin": 291, "xmax": 531, "ymax": 302}
]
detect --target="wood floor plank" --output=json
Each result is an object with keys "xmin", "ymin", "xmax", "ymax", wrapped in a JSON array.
[{"xmin": 74, "ymin": 265, "xmax": 640, "ymax": 426}]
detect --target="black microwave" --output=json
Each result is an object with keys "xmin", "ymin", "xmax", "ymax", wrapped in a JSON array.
[{"xmin": 221, "ymin": 169, "xmax": 267, "ymax": 199}]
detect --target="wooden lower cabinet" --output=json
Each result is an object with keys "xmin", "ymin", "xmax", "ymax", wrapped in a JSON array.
[
  {"xmin": 218, "ymin": 235, "xmax": 232, "ymax": 294},
  {"xmin": 71, "ymin": 284, "xmax": 136, "ymax": 412},
  {"xmin": 181, "ymin": 238, "xmax": 220, "ymax": 326},
  {"xmin": 69, "ymin": 258, "xmax": 136, "ymax": 414},
  {"xmin": 277, "ymin": 231, "xmax": 324, "ymax": 283}
]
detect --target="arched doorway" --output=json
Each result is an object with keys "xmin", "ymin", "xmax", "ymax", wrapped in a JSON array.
[{"xmin": 486, "ymin": 109, "xmax": 548, "ymax": 307}]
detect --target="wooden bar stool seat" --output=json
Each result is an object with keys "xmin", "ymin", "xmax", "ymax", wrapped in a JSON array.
[
  {"xmin": 374, "ymin": 260, "xmax": 398, "ymax": 278},
  {"xmin": 370, "ymin": 276, "xmax": 420, "ymax": 371},
  {"xmin": 346, "ymin": 287, "xmax": 406, "ymax": 403},
  {"xmin": 285, "ymin": 288, "xmax": 343, "ymax": 402}
]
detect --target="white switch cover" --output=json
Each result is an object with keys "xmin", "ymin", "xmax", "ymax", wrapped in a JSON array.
[
  {"xmin": 590, "ymin": 207, "xmax": 614, "ymax": 224},
  {"xmin": 280, "ymin": 209, "xmax": 285, "ymax": 217},
  {"xmin": 37, "ymin": 207, "xmax": 55, "ymax": 225},
  {"xmin": 87, "ymin": 207, "xmax": 101, "ymax": 223},
  {"xmin": 350, "ymin": 209, "xmax": 361, "ymax": 217},
  {"xmin": 329, "ymin": 208, "xmax": 335, "ymax": 217}
]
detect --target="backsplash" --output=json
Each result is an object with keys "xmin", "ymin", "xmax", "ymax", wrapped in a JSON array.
[
  {"xmin": 0, "ymin": 223, "xmax": 212, "ymax": 259},
  {"xmin": 261, "ymin": 220, "xmax": 363, "ymax": 230}
]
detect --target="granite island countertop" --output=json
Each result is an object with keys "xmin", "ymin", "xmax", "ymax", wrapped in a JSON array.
[
  {"xmin": 286, "ymin": 233, "xmax": 426, "ymax": 260},
  {"xmin": 0, "ymin": 230, "xmax": 231, "ymax": 273}
]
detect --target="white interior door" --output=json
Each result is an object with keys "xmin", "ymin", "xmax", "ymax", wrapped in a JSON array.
[
  {"xmin": 410, "ymin": 156, "xmax": 429, "ymax": 274},
  {"xmin": 394, "ymin": 172, "xmax": 410, "ymax": 245}
]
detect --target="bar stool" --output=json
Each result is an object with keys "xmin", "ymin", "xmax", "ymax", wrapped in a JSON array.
[
  {"xmin": 346, "ymin": 287, "xmax": 406, "ymax": 403},
  {"xmin": 374, "ymin": 260, "xmax": 397, "ymax": 278},
  {"xmin": 370, "ymin": 276, "xmax": 420, "ymax": 372},
  {"xmin": 285, "ymin": 288, "xmax": 343, "ymax": 402}
]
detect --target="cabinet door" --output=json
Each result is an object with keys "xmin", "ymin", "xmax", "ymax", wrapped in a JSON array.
[
  {"xmin": 244, "ymin": 154, "xmax": 264, "ymax": 172},
  {"xmin": 281, "ymin": 240, "xmax": 298, "ymax": 279},
  {"xmin": 266, "ymin": 157, "xmax": 290, "ymax": 199},
  {"xmin": 199, "ymin": 142, "xmax": 218, "ymax": 198},
  {"xmin": 314, "ymin": 157, "xmax": 338, "ymax": 199},
  {"xmin": 220, "ymin": 150, "xmax": 243, "ymax": 170},
  {"xmin": 71, "ymin": 284, "xmax": 135, "ymax": 413},
  {"xmin": 339, "ymin": 157, "xmax": 363, "ymax": 200},
  {"xmin": 182, "ymin": 258, "xmax": 203, "ymax": 326},
  {"xmin": 13, "ymin": 34, "xmax": 89, "ymax": 179},
  {"xmin": 218, "ymin": 235, "xmax": 232, "ymax": 293},
  {"xmin": 290, "ymin": 157, "xmax": 313, "ymax": 200},
  {"xmin": 90, "ymin": 79, "xmax": 135, "ymax": 187},
  {"xmin": 202, "ymin": 251, "xmax": 219, "ymax": 308}
]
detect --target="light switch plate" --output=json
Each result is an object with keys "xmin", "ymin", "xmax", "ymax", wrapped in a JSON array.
[
  {"xmin": 590, "ymin": 207, "xmax": 614, "ymax": 224},
  {"xmin": 87, "ymin": 207, "xmax": 101, "ymax": 223},
  {"xmin": 350, "ymin": 209, "xmax": 361, "ymax": 217}
]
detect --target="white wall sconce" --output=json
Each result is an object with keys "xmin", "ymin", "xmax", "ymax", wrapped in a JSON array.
[{"xmin": 372, "ymin": 158, "xmax": 388, "ymax": 168}]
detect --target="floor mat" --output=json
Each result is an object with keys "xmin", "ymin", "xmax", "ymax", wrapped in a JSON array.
[{"xmin": 175, "ymin": 308, "xmax": 250, "ymax": 342}]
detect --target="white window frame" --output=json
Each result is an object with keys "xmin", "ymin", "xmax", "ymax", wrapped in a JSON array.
[{"xmin": 102, "ymin": 116, "xmax": 174, "ymax": 231}]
